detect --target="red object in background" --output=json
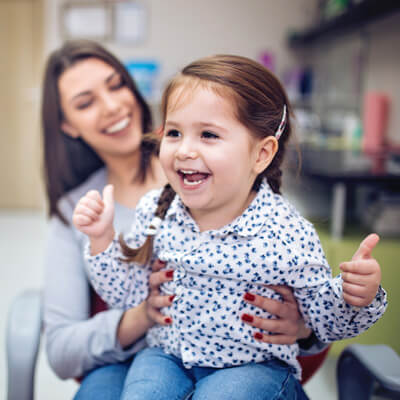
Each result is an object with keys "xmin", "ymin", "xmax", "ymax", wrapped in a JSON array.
[{"xmin": 362, "ymin": 92, "xmax": 390, "ymax": 154}]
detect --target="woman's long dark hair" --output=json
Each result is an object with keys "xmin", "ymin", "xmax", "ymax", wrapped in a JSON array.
[{"xmin": 42, "ymin": 39, "xmax": 155, "ymax": 223}]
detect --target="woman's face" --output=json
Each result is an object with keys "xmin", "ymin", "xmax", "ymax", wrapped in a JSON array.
[{"xmin": 58, "ymin": 57, "xmax": 143, "ymax": 160}]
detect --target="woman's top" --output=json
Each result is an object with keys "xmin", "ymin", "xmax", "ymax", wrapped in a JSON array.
[
  {"xmin": 43, "ymin": 168, "xmax": 146, "ymax": 379},
  {"xmin": 86, "ymin": 179, "xmax": 387, "ymax": 379}
]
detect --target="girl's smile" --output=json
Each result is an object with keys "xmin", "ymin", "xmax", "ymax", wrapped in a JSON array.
[{"xmin": 159, "ymin": 84, "xmax": 270, "ymax": 231}]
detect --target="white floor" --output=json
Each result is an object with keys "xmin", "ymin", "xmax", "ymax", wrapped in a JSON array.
[{"xmin": 0, "ymin": 210, "xmax": 338, "ymax": 399}]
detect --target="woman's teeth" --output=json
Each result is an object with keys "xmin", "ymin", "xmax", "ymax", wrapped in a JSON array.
[{"xmin": 105, "ymin": 117, "xmax": 130, "ymax": 134}]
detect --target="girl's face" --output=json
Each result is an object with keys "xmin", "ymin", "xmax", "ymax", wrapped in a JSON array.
[
  {"xmin": 58, "ymin": 58, "xmax": 143, "ymax": 160},
  {"xmin": 159, "ymin": 84, "xmax": 277, "ymax": 230}
]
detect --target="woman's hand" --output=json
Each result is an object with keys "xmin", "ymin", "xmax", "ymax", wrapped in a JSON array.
[
  {"xmin": 146, "ymin": 259, "xmax": 174, "ymax": 325},
  {"xmin": 241, "ymin": 285, "xmax": 311, "ymax": 344},
  {"xmin": 117, "ymin": 259, "xmax": 174, "ymax": 347}
]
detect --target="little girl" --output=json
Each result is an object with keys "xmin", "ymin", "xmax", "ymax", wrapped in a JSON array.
[{"xmin": 74, "ymin": 55, "xmax": 387, "ymax": 400}]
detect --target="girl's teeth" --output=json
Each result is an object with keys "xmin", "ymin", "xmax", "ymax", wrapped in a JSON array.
[
  {"xmin": 105, "ymin": 117, "xmax": 130, "ymax": 134},
  {"xmin": 183, "ymin": 177, "xmax": 204, "ymax": 186}
]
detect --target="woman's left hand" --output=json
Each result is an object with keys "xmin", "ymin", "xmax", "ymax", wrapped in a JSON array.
[
  {"xmin": 146, "ymin": 259, "xmax": 174, "ymax": 326},
  {"xmin": 241, "ymin": 285, "xmax": 311, "ymax": 344}
]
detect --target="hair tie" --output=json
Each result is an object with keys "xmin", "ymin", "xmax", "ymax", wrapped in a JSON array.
[
  {"xmin": 145, "ymin": 216, "xmax": 162, "ymax": 236},
  {"xmin": 275, "ymin": 105, "xmax": 287, "ymax": 140}
]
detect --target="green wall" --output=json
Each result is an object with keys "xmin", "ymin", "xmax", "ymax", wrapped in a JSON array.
[{"xmin": 316, "ymin": 224, "xmax": 399, "ymax": 357}]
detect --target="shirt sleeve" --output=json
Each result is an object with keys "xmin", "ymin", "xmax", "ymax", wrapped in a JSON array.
[
  {"xmin": 85, "ymin": 236, "xmax": 151, "ymax": 309},
  {"xmin": 295, "ymin": 275, "xmax": 387, "ymax": 342},
  {"xmin": 280, "ymin": 220, "xmax": 387, "ymax": 343},
  {"xmin": 85, "ymin": 190, "xmax": 158, "ymax": 309},
  {"xmin": 43, "ymin": 208, "xmax": 145, "ymax": 380}
]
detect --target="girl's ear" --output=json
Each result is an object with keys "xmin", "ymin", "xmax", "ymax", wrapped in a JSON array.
[
  {"xmin": 61, "ymin": 121, "xmax": 80, "ymax": 138},
  {"xmin": 253, "ymin": 136, "xmax": 278, "ymax": 174}
]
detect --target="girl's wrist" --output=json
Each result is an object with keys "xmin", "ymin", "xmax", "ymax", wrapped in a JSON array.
[{"xmin": 89, "ymin": 228, "xmax": 115, "ymax": 255}]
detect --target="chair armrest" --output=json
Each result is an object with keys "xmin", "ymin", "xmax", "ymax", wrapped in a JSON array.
[
  {"xmin": 337, "ymin": 344, "xmax": 400, "ymax": 399},
  {"xmin": 7, "ymin": 289, "xmax": 42, "ymax": 400}
]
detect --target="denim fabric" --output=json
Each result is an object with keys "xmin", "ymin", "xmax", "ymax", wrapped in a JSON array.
[
  {"xmin": 74, "ymin": 360, "xmax": 131, "ymax": 400},
  {"xmin": 121, "ymin": 347, "xmax": 309, "ymax": 400}
]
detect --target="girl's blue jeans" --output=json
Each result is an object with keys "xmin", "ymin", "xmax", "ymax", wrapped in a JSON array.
[
  {"xmin": 74, "ymin": 359, "xmax": 131, "ymax": 400},
  {"xmin": 121, "ymin": 347, "xmax": 309, "ymax": 400}
]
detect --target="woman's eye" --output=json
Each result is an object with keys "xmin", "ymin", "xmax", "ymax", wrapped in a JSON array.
[
  {"xmin": 202, "ymin": 131, "xmax": 219, "ymax": 139},
  {"xmin": 76, "ymin": 100, "xmax": 93, "ymax": 110},
  {"xmin": 110, "ymin": 76, "xmax": 125, "ymax": 90},
  {"xmin": 165, "ymin": 129, "xmax": 181, "ymax": 137}
]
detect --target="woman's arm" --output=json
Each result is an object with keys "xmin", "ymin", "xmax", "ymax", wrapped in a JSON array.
[{"xmin": 43, "ymin": 214, "xmax": 146, "ymax": 380}]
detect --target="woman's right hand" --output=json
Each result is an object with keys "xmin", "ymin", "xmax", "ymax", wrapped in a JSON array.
[{"xmin": 146, "ymin": 259, "xmax": 174, "ymax": 326}]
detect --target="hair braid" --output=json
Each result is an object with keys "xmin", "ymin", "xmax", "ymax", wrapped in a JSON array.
[{"xmin": 119, "ymin": 184, "xmax": 176, "ymax": 265}]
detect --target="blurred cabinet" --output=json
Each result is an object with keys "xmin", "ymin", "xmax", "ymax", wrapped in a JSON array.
[
  {"xmin": 0, "ymin": 0, "xmax": 45, "ymax": 209},
  {"xmin": 288, "ymin": 0, "xmax": 400, "ymax": 48}
]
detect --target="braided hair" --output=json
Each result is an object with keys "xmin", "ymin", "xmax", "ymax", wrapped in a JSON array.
[{"xmin": 119, "ymin": 184, "xmax": 176, "ymax": 264}]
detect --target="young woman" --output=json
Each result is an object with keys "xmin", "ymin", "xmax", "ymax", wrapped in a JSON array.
[{"xmin": 42, "ymin": 40, "xmax": 369, "ymax": 399}]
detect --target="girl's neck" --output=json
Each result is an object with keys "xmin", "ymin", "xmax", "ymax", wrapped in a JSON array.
[
  {"xmin": 105, "ymin": 154, "xmax": 167, "ymax": 209},
  {"xmin": 192, "ymin": 190, "xmax": 257, "ymax": 232}
]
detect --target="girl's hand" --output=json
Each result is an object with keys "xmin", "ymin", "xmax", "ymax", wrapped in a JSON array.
[
  {"xmin": 340, "ymin": 233, "xmax": 381, "ymax": 307},
  {"xmin": 146, "ymin": 259, "xmax": 174, "ymax": 326},
  {"xmin": 242, "ymin": 285, "xmax": 311, "ymax": 344},
  {"xmin": 73, "ymin": 185, "xmax": 115, "ymax": 254}
]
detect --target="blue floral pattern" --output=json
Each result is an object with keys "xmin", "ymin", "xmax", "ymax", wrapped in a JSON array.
[{"xmin": 86, "ymin": 179, "xmax": 387, "ymax": 379}]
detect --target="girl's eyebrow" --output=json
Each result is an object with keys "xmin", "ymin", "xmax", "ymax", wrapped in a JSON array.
[
  {"xmin": 70, "ymin": 71, "xmax": 119, "ymax": 102},
  {"xmin": 165, "ymin": 120, "xmax": 227, "ymax": 132}
]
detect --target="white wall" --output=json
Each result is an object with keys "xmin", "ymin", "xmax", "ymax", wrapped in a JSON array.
[{"xmin": 44, "ymin": 0, "xmax": 318, "ymax": 92}]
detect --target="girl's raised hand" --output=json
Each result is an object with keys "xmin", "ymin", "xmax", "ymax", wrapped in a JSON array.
[
  {"xmin": 73, "ymin": 184, "xmax": 115, "ymax": 243},
  {"xmin": 340, "ymin": 233, "xmax": 381, "ymax": 307}
]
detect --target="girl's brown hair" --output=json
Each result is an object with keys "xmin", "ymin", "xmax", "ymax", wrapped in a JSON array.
[
  {"xmin": 42, "ymin": 39, "xmax": 156, "ymax": 224},
  {"xmin": 121, "ymin": 54, "xmax": 292, "ymax": 264}
]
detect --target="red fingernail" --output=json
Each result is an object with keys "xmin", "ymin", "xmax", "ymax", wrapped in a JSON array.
[
  {"xmin": 159, "ymin": 260, "xmax": 166, "ymax": 266},
  {"xmin": 165, "ymin": 270, "xmax": 173, "ymax": 278},
  {"xmin": 254, "ymin": 332, "xmax": 263, "ymax": 340},
  {"xmin": 164, "ymin": 317, "xmax": 172, "ymax": 324},
  {"xmin": 244, "ymin": 293, "xmax": 255, "ymax": 301},
  {"xmin": 241, "ymin": 314, "xmax": 253, "ymax": 322},
  {"xmin": 169, "ymin": 295, "xmax": 175, "ymax": 302}
]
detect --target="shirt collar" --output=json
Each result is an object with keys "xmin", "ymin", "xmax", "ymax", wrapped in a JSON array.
[{"xmin": 164, "ymin": 179, "xmax": 280, "ymax": 237}]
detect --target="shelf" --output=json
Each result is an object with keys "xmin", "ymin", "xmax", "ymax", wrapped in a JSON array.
[{"xmin": 288, "ymin": 0, "xmax": 400, "ymax": 48}]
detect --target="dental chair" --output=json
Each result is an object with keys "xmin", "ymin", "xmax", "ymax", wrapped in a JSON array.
[{"xmin": 336, "ymin": 343, "xmax": 400, "ymax": 399}]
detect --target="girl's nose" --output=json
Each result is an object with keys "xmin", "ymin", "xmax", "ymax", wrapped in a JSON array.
[{"xmin": 176, "ymin": 139, "xmax": 198, "ymax": 160}]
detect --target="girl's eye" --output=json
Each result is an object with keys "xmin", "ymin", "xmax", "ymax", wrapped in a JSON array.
[
  {"xmin": 165, "ymin": 129, "xmax": 181, "ymax": 137},
  {"xmin": 202, "ymin": 130, "xmax": 219, "ymax": 139}
]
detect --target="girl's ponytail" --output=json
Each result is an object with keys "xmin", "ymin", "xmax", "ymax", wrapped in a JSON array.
[{"xmin": 119, "ymin": 184, "xmax": 176, "ymax": 265}]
